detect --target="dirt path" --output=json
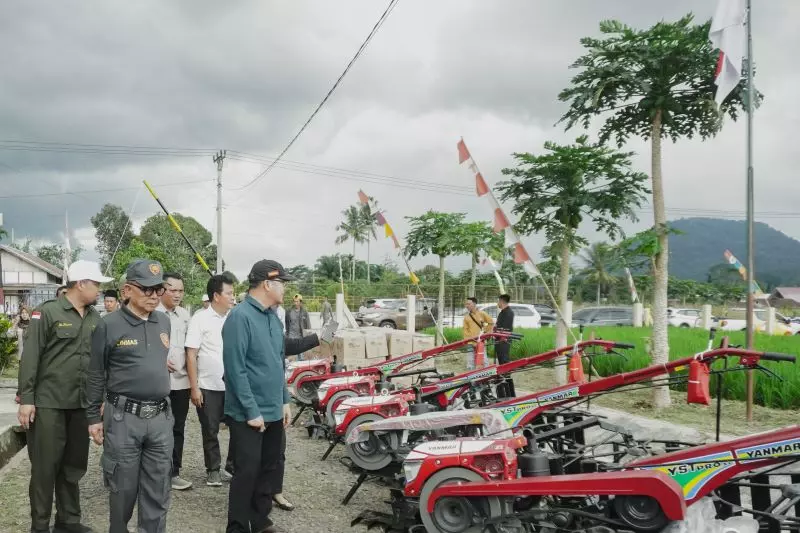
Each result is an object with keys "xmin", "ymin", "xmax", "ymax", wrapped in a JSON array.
[{"xmin": 0, "ymin": 412, "xmax": 389, "ymax": 532}]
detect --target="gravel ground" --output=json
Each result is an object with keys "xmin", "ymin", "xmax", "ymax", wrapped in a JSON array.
[{"xmin": 0, "ymin": 410, "xmax": 391, "ymax": 533}]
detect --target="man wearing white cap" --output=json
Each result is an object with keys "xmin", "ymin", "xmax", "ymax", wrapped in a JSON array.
[
  {"xmin": 202, "ymin": 293, "xmax": 210, "ymax": 310},
  {"xmin": 18, "ymin": 260, "xmax": 111, "ymax": 533}
]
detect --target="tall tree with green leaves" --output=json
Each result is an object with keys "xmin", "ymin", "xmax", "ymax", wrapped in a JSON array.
[
  {"xmin": 90, "ymin": 203, "xmax": 135, "ymax": 270},
  {"xmin": 497, "ymin": 136, "xmax": 648, "ymax": 371},
  {"xmin": 458, "ymin": 221, "xmax": 505, "ymax": 297},
  {"xmin": 580, "ymin": 242, "xmax": 619, "ymax": 305},
  {"xmin": 558, "ymin": 15, "xmax": 752, "ymax": 406},
  {"xmin": 36, "ymin": 243, "xmax": 83, "ymax": 268},
  {"xmin": 404, "ymin": 211, "xmax": 467, "ymax": 345},
  {"xmin": 136, "ymin": 213, "xmax": 217, "ymax": 305},
  {"xmin": 335, "ymin": 205, "xmax": 370, "ymax": 283}
]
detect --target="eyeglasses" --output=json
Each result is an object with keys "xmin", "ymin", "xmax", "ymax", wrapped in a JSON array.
[{"xmin": 128, "ymin": 283, "xmax": 166, "ymax": 297}]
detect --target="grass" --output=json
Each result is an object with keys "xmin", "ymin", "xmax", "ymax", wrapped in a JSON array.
[
  {"xmin": 0, "ymin": 360, "xmax": 18, "ymax": 380},
  {"xmin": 426, "ymin": 326, "xmax": 800, "ymax": 410}
]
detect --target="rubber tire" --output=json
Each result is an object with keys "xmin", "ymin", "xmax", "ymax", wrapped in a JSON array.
[
  {"xmin": 679, "ymin": 323, "xmax": 690, "ymax": 328},
  {"xmin": 380, "ymin": 321, "xmax": 397, "ymax": 329},
  {"xmin": 293, "ymin": 370, "xmax": 320, "ymax": 405},
  {"xmin": 325, "ymin": 389, "xmax": 358, "ymax": 427},
  {"xmin": 345, "ymin": 413, "xmax": 399, "ymax": 471},
  {"xmin": 420, "ymin": 467, "xmax": 503, "ymax": 533}
]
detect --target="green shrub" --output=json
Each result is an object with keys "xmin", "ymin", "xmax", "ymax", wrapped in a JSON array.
[{"xmin": 0, "ymin": 317, "xmax": 18, "ymax": 375}]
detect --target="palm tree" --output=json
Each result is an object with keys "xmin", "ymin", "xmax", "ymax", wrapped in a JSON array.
[
  {"xmin": 335, "ymin": 205, "xmax": 370, "ymax": 282},
  {"xmin": 358, "ymin": 198, "xmax": 379, "ymax": 284},
  {"xmin": 580, "ymin": 242, "xmax": 619, "ymax": 305}
]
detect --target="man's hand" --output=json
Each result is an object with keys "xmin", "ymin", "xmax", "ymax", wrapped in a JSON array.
[
  {"xmin": 17, "ymin": 404, "xmax": 35, "ymax": 430},
  {"xmin": 283, "ymin": 403, "xmax": 292, "ymax": 428},
  {"xmin": 190, "ymin": 387, "xmax": 204, "ymax": 408},
  {"xmin": 167, "ymin": 359, "xmax": 178, "ymax": 373},
  {"xmin": 88, "ymin": 423, "xmax": 104, "ymax": 445},
  {"xmin": 247, "ymin": 415, "xmax": 265, "ymax": 432}
]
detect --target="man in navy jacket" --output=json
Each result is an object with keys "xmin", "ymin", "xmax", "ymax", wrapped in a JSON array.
[{"xmin": 222, "ymin": 259, "xmax": 295, "ymax": 533}]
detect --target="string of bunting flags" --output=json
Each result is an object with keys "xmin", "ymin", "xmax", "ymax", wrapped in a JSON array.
[
  {"xmin": 357, "ymin": 190, "xmax": 420, "ymax": 286},
  {"xmin": 456, "ymin": 138, "xmax": 539, "ymax": 278}
]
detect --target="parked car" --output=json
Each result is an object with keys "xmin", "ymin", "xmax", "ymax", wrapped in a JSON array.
[
  {"xmin": 667, "ymin": 308, "xmax": 702, "ymax": 328},
  {"xmin": 361, "ymin": 298, "xmax": 403, "ymax": 311},
  {"xmin": 442, "ymin": 302, "xmax": 541, "ymax": 329},
  {"xmin": 532, "ymin": 303, "xmax": 557, "ymax": 327},
  {"xmin": 356, "ymin": 298, "xmax": 437, "ymax": 330},
  {"xmin": 570, "ymin": 306, "xmax": 633, "ymax": 327},
  {"xmin": 713, "ymin": 308, "xmax": 800, "ymax": 335}
]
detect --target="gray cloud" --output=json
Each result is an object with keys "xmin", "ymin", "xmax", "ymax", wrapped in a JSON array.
[{"xmin": 0, "ymin": 0, "xmax": 797, "ymax": 278}]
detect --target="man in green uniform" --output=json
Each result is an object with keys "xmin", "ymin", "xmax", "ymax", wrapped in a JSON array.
[{"xmin": 18, "ymin": 260, "xmax": 111, "ymax": 533}]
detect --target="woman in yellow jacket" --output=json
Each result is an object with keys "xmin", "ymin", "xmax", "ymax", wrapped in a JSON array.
[{"xmin": 462, "ymin": 297, "xmax": 494, "ymax": 369}]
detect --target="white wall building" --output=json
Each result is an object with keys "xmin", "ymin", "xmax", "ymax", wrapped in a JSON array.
[{"xmin": 0, "ymin": 244, "xmax": 63, "ymax": 315}]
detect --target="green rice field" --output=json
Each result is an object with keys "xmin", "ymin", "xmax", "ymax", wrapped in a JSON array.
[{"xmin": 428, "ymin": 326, "xmax": 800, "ymax": 410}]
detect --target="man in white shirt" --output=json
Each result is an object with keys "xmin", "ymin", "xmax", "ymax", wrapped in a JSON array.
[
  {"xmin": 185, "ymin": 274, "xmax": 235, "ymax": 487},
  {"xmin": 156, "ymin": 272, "xmax": 193, "ymax": 491}
]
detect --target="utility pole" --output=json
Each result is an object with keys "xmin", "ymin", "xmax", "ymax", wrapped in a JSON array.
[
  {"xmin": 744, "ymin": 0, "xmax": 756, "ymax": 422},
  {"xmin": 213, "ymin": 150, "xmax": 226, "ymax": 274}
]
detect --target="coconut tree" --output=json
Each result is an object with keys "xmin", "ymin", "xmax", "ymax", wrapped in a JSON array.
[
  {"xmin": 497, "ymin": 135, "xmax": 649, "ymax": 373},
  {"xmin": 359, "ymin": 197, "xmax": 380, "ymax": 284},
  {"xmin": 335, "ymin": 205, "xmax": 370, "ymax": 282},
  {"xmin": 580, "ymin": 242, "xmax": 619, "ymax": 305},
  {"xmin": 558, "ymin": 15, "xmax": 753, "ymax": 406}
]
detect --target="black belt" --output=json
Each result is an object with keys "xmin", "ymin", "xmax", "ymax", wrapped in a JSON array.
[{"xmin": 106, "ymin": 392, "xmax": 168, "ymax": 419}]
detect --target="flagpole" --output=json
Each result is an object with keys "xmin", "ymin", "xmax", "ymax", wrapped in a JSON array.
[{"xmin": 744, "ymin": 0, "xmax": 755, "ymax": 422}]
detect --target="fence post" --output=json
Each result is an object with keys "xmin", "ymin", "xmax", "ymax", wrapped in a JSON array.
[
  {"xmin": 701, "ymin": 304, "xmax": 713, "ymax": 329},
  {"xmin": 406, "ymin": 294, "xmax": 416, "ymax": 333},
  {"xmin": 632, "ymin": 302, "xmax": 644, "ymax": 327},
  {"xmin": 766, "ymin": 307, "xmax": 777, "ymax": 335},
  {"xmin": 336, "ymin": 293, "xmax": 345, "ymax": 327}
]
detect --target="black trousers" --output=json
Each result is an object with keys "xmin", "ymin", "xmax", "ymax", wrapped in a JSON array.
[
  {"xmin": 169, "ymin": 388, "xmax": 191, "ymax": 477},
  {"xmin": 195, "ymin": 389, "xmax": 233, "ymax": 473},
  {"xmin": 225, "ymin": 420, "xmax": 285, "ymax": 493},
  {"xmin": 495, "ymin": 342, "xmax": 511, "ymax": 365},
  {"xmin": 27, "ymin": 407, "xmax": 89, "ymax": 530},
  {"xmin": 226, "ymin": 419, "xmax": 284, "ymax": 533}
]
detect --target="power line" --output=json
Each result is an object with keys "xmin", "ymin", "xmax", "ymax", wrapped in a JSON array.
[
  {"xmin": 228, "ymin": 0, "xmax": 401, "ymax": 194},
  {"xmin": 0, "ymin": 178, "xmax": 211, "ymax": 200},
  {"xmin": 225, "ymin": 154, "xmax": 473, "ymax": 197}
]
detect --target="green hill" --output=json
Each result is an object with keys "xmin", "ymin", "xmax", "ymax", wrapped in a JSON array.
[{"xmin": 668, "ymin": 218, "xmax": 800, "ymax": 287}]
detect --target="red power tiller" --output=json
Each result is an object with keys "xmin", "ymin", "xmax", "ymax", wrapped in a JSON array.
[
  {"xmin": 349, "ymin": 345, "xmax": 796, "ymax": 531},
  {"xmin": 294, "ymin": 332, "xmax": 521, "ymax": 438},
  {"xmin": 331, "ymin": 340, "xmax": 633, "ymax": 465}
]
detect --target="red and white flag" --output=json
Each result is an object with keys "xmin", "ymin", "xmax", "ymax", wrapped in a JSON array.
[
  {"xmin": 457, "ymin": 138, "xmax": 540, "ymax": 277},
  {"xmin": 357, "ymin": 189, "xmax": 370, "ymax": 205},
  {"xmin": 709, "ymin": 0, "xmax": 746, "ymax": 106}
]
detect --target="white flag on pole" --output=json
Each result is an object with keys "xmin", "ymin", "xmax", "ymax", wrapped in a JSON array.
[{"xmin": 709, "ymin": 0, "xmax": 746, "ymax": 106}]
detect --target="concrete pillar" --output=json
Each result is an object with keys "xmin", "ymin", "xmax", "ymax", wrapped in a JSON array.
[
  {"xmin": 700, "ymin": 304, "xmax": 713, "ymax": 329},
  {"xmin": 406, "ymin": 294, "xmax": 416, "ymax": 333},
  {"xmin": 643, "ymin": 307, "xmax": 653, "ymax": 327},
  {"xmin": 633, "ymin": 303, "xmax": 644, "ymax": 327},
  {"xmin": 336, "ymin": 293, "xmax": 345, "ymax": 327},
  {"xmin": 766, "ymin": 307, "xmax": 777, "ymax": 335}
]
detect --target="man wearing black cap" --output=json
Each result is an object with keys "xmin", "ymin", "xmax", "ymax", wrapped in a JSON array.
[
  {"xmin": 86, "ymin": 260, "xmax": 174, "ymax": 533},
  {"xmin": 222, "ymin": 259, "xmax": 295, "ymax": 533}
]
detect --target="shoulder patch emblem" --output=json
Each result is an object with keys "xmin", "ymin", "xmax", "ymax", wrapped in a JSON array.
[
  {"xmin": 160, "ymin": 332, "xmax": 170, "ymax": 348},
  {"xmin": 31, "ymin": 311, "xmax": 42, "ymax": 320},
  {"xmin": 149, "ymin": 263, "xmax": 161, "ymax": 275}
]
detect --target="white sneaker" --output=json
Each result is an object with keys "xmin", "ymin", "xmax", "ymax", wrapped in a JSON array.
[{"xmin": 171, "ymin": 476, "xmax": 193, "ymax": 490}]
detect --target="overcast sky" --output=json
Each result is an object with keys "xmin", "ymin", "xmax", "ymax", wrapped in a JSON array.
[{"xmin": 1, "ymin": 1, "xmax": 798, "ymax": 279}]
